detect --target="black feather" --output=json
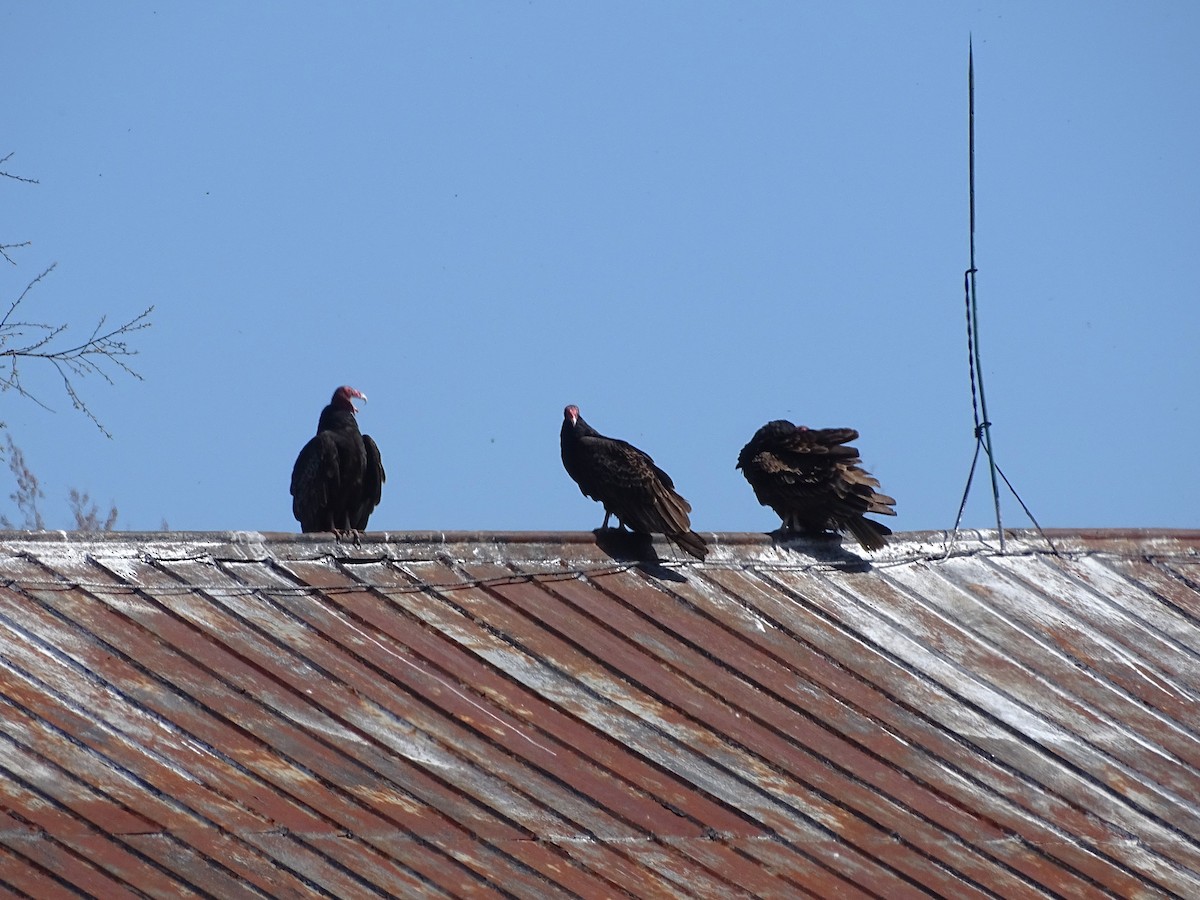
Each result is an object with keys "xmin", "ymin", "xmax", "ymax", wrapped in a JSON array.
[
  {"xmin": 290, "ymin": 387, "xmax": 385, "ymax": 534},
  {"xmin": 561, "ymin": 406, "xmax": 707, "ymax": 560},
  {"xmin": 737, "ymin": 419, "xmax": 895, "ymax": 551}
]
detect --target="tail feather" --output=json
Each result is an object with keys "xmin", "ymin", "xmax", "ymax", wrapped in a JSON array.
[
  {"xmin": 670, "ymin": 529, "xmax": 709, "ymax": 560},
  {"xmin": 867, "ymin": 493, "xmax": 898, "ymax": 515},
  {"xmin": 846, "ymin": 516, "xmax": 892, "ymax": 552},
  {"xmin": 631, "ymin": 479, "xmax": 706, "ymax": 560}
]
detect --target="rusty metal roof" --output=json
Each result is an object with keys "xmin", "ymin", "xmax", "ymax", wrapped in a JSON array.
[{"xmin": 0, "ymin": 528, "xmax": 1198, "ymax": 898}]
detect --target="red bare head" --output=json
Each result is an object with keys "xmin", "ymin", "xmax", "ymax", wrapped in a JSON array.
[
  {"xmin": 332, "ymin": 385, "xmax": 368, "ymax": 412},
  {"xmin": 563, "ymin": 404, "xmax": 580, "ymax": 425}
]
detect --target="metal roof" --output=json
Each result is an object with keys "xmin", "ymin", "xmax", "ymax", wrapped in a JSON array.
[{"xmin": 0, "ymin": 528, "xmax": 1197, "ymax": 898}]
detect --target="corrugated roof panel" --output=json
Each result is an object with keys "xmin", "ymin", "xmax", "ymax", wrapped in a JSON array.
[
  {"xmin": 473, "ymin": 560, "xmax": 1016, "ymax": 898},
  {"xmin": 847, "ymin": 565, "xmax": 1200, "ymax": 895},
  {"xmin": 708, "ymin": 569, "xmax": 1125, "ymax": 896},
  {"xmin": 881, "ymin": 557, "xmax": 1200, "ymax": 857},
  {"xmin": 438, "ymin": 560, "xmax": 924, "ymax": 897},
  {"xmin": 700, "ymin": 562, "xmax": 1140, "ymax": 896},
  {"xmin": 0, "ymin": 529, "xmax": 1198, "ymax": 897},
  {"xmin": 318, "ymin": 558, "xmax": 799, "ymax": 899},
  {"xmin": 118, "ymin": 556, "xmax": 597, "ymax": 898}
]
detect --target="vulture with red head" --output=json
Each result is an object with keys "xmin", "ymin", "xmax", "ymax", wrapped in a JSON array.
[
  {"xmin": 561, "ymin": 405, "xmax": 708, "ymax": 560},
  {"xmin": 737, "ymin": 419, "xmax": 895, "ymax": 551},
  {"xmin": 291, "ymin": 386, "xmax": 385, "ymax": 537}
]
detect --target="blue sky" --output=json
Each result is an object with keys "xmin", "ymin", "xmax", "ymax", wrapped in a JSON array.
[{"xmin": 3, "ymin": 3, "xmax": 1197, "ymax": 535}]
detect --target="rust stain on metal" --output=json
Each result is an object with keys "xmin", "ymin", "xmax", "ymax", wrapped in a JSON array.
[{"xmin": 0, "ymin": 528, "xmax": 1197, "ymax": 897}]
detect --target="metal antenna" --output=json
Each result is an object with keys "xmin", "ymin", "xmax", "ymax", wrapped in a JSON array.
[
  {"xmin": 953, "ymin": 39, "xmax": 1058, "ymax": 556},
  {"xmin": 968, "ymin": 37, "xmax": 1005, "ymax": 551}
]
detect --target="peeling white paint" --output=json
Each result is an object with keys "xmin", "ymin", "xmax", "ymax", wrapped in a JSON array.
[{"xmin": 282, "ymin": 706, "xmax": 369, "ymax": 748}]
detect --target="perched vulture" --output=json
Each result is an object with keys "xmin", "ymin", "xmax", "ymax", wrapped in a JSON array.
[
  {"xmin": 290, "ymin": 386, "xmax": 385, "ymax": 537},
  {"xmin": 737, "ymin": 419, "xmax": 896, "ymax": 551},
  {"xmin": 561, "ymin": 405, "xmax": 708, "ymax": 560}
]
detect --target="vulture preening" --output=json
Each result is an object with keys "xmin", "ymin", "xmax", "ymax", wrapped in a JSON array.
[
  {"xmin": 561, "ymin": 405, "xmax": 708, "ymax": 560},
  {"xmin": 291, "ymin": 386, "xmax": 385, "ymax": 538},
  {"xmin": 737, "ymin": 419, "xmax": 896, "ymax": 551}
]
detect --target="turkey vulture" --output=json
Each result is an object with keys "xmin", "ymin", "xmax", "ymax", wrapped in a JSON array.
[
  {"xmin": 737, "ymin": 420, "xmax": 896, "ymax": 551},
  {"xmin": 561, "ymin": 405, "xmax": 708, "ymax": 560},
  {"xmin": 290, "ymin": 386, "xmax": 385, "ymax": 538}
]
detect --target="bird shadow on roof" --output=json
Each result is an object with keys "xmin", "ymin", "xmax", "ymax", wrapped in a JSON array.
[
  {"xmin": 591, "ymin": 528, "xmax": 688, "ymax": 583},
  {"xmin": 764, "ymin": 530, "xmax": 875, "ymax": 572}
]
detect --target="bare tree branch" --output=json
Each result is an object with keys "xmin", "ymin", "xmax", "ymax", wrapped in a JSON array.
[
  {"xmin": 0, "ymin": 152, "xmax": 153, "ymax": 531},
  {"xmin": 3, "ymin": 153, "xmax": 154, "ymax": 436},
  {"xmin": 0, "ymin": 152, "xmax": 40, "ymax": 185},
  {"xmin": 69, "ymin": 487, "xmax": 119, "ymax": 532},
  {"xmin": 0, "ymin": 241, "xmax": 31, "ymax": 267},
  {"xmin": 0, "ymin": 436, "xmax": 121, "ymax": 532},
  {"xmin": 0, "ymin": 435, "xmax": 45, "ymax": 530}
]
